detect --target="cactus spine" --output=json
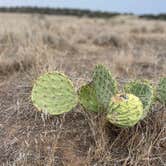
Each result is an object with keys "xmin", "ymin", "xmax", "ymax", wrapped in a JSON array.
[
  {"xmin": 92, "ymin": 64, "xmax": 117, "ymax": 109},
  {"xmin": 31, "ymin": 72, "xmax": 78, "ymax": 115},
  {"xmin": 30, "ymin": 64, "xmax": 162, "ymax": 128}
]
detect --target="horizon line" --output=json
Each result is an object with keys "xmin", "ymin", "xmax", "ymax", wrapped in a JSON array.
[{"xmin": 0, "ymin": 6, "xmax": 165, "ymax": 16}]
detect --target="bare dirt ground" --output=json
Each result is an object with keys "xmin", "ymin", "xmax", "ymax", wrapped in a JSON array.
[{"xmin": 0, "ymin": 13, "xmax": 165, "ymax": 166}]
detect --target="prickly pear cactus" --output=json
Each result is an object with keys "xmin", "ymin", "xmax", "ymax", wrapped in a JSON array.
[
  {"xmin": 124, "ymin": 80, "xmax": 154, "ymax": 119},
  {"xmin": 93, "ymin": 64, "xmax": 117, "ymax": 109},
  {"xmin": 107, "ymin": 94, "xmax": 143, "ymax": 127},
  {"xmin": 31, "ymin": 72, "xmax": 78, "ymax": 115},
  {"xmin": 157, "ymin": 77, "xmax": 166, "ymax": 105},
  {"xmin": 78, "ymin": 83, "xmax": 100, "ymax": 112}
]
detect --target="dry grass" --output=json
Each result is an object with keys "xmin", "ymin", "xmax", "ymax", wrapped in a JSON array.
[{"xmin": 0, "ymin": 13, "xmax": 165, "ymax": 166}]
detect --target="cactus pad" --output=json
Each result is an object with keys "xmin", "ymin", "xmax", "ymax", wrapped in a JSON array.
[
  {"xmin": 93, "ymin": 64, "xmax": 117, "ymax": 109},
  {"xmin": 124, "ymin": 80, "xmax": 154, "ymax": 119},
  {"xmin": 157, "ymin": 77, "xmax": 166, "ymax": 105},
  {"xmin": 31, "ymin": 72, "xmax": 78, "ymax": 115},
  {"xmin": 107, "ymin": 93, "xmax": 143, "ymax": 127},
  {"xmin": 78, "ymin": 83, "xmax": 100, "ymax": 112}
]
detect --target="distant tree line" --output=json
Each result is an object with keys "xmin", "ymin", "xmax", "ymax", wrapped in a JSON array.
[
  {"xmin": 0, "ymin": 7, "xmax": 129, "ymax": 18},
  {"xmin": 0, "ymin": 7, "xmax": 165, "ymax": 20},
  {"xmin": 140, "ymin": 14, "xmax": 166, "ymax": 21}
]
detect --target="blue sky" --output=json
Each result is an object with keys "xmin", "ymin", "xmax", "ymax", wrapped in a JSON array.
[{"xmin": 0, "ymin": 0, "xmax": 165, "ymax": 15}]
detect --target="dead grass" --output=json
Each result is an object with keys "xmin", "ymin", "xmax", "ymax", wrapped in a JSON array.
[
  {"xmin": 0, "ymin": 13, "xmax": 165, "ymax": 166},
  {"xmin": 93, "ymin": 33, "xmax": 128, "ymax": 48}
]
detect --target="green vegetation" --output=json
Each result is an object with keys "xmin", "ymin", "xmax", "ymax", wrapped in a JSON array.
[
  {"xmin": 31, "ymin": 64, "xmax": 165, "ymax": 128},
  {"xmin": 92, "ymin": 64, "xmax": 117, "ymax": 109},
  {"xmin": 0, "ymin": 7, "xmax": 121, "ymax": 18},
  {"xmin": 78, "ymin": 83, "xmax": 100, "ymax": 112},
  {"xmin": 124, "ymin": 80, "xmax": 154, "ymax": 119},
  {"xmin": 140, "ymin": 14, "xmax": 166, "ymax": 21},
  {"xmin": 107, "ymin": 94, "xmax": 143, "ymax": 127},
  {"xmin": 157, "ymin": 77, "xmax": 166, "ymax": 105},
  {"xmin": 31, "ymin": 72, "xmax": 78, "ymax": 115}
]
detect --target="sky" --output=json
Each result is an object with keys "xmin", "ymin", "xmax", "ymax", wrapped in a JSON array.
[{"xmin": 0, "ymin": 0, "xmax": 165, "ymax": 15}]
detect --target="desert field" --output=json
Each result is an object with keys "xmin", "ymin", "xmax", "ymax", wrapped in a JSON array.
[{"xmin": 0, "ymin": 13, "xmax": 165, "ymax": 166}]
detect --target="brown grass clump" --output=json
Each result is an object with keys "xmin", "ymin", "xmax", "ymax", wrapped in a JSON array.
[
  {"xmin": 0, "ymin": 13, "xmax": 165, "ymax": 166},
  {"xmin": 93, "ymin": 33, "xmax": 128, "ymax": 48}
]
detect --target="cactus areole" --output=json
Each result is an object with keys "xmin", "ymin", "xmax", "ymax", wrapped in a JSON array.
[
  {"xmin": 107, "ymin": 93, "xmax": 143, "ymax": 127},
  {"xmin": 31, "ymin": 72, "xmax": 78, "ymax": 115}
]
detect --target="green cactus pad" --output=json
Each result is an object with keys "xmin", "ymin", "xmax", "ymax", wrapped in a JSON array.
[
  {"xmin": 124, "ymin": 80, "xmax": 154, "ymax": 119},
  {"xmin": 78, "ymin": 83, "xmax": 100, "ymax": 112},
  {"xmin": 31, "ymin": 72, "xmax": 78, "ymax": 115},
  {"xmin": 92, "ymin": 64, "xmax": 117, "ymax": 109},
  {"xmin": 107, "ymin": 94, "xmax": 143, "ymax": 127},
  {"xmin": 157, "ymin": 77, "xmax": 166, "ymax": 105}
]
